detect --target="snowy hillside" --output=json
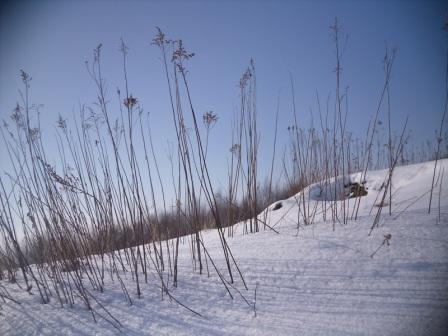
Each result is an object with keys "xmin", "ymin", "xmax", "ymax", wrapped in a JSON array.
[{"xmin": 1, "ymin": 159, "xmax": 447, "ymax": 335}]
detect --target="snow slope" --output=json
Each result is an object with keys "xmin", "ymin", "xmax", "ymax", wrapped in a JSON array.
[{"xmin": 1, "ymin": 159, "xmax": 447, "ymax": 335}]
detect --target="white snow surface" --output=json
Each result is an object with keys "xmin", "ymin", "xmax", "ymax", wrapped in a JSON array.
[{"xmin": 1, "ymin": 159, "xmax": 448, "ymax": 335}]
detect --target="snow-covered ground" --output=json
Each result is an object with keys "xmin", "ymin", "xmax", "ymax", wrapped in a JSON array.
[{"xmin": 1, "ymin": 159, "xmax": 447, "ymax": 335}]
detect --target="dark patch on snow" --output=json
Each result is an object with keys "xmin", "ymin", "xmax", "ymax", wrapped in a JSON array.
[
  {"xmin": 345, "ymin": 182, "xmax": 368, "ymax": 198},
  {"xmin": 272, "ymin": 202, "xmax": 283, "ymax": 211}
]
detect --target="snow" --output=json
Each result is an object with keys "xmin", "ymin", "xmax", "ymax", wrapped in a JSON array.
[{"xmin": 1, "ymin": 159, "xmax": 447, "ymax": 335}]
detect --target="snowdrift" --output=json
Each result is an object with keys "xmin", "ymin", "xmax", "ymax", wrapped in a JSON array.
[{"xmin": 1, "ymin": 159, "xmax": 447, "ymax": 335}]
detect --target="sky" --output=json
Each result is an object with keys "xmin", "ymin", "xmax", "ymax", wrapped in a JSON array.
[{"xmin": 0, "ymin": 0, "xmax": 447, "ymax": 204}]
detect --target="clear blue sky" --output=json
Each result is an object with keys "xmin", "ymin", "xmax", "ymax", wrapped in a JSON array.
[{"xmin": 0, "ymin": 0, "xmax": 447, "ymax": 201}]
